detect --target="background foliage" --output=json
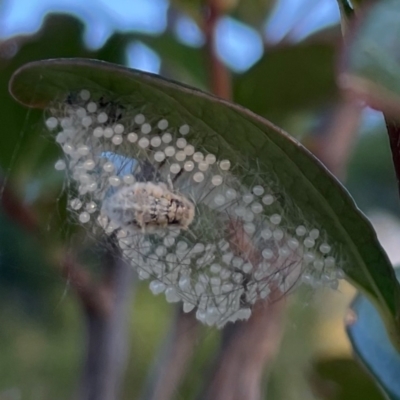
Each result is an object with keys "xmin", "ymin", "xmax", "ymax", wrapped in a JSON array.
[{"xmin": 0, "ymin": 0, "xmax": 397, "ymax": 399}]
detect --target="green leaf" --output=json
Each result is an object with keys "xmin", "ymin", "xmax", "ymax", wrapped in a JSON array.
[
  {"xmin": 350, "ymin": 0, "xmax": 378, "ymax": 9},
  {"xmin": 99, "ymin": 32, "xmax": 208, "ymax": 89},
  {"xmin": 233, "ymin": 43, "xmax": 337, "ymax": 127},
  {"xmin": 0, "ymin": 14, "xmax": 122, "ymax": 183},
  {"xmin": 346, "ymin": 269, "xmax": 400, "ymax": 399},
  {"xmin": 336, "ymin": 0, "xmax": 354, "ymax": 17},
  {"xmin": 347, "ymin": 128, "xmax": 399, "ymax": 216},
  {"xmin": 233, "ymin": 0, "xmax": 277, "ymax": 27},
  {"xmin": 311, "ymin": 358, "xmax": 385, "ymax": 400},
  {"xmin": 171, "ymin": 0, "xmax": 276, "ymax": 27},
  {"xmin": 169, "ymin": 0, "xmax": 204, "ymax": 24},
  {"xmin": 8, "ymin": 58, "xmax": 400, "ymax": 339},
  {"xmin": 339, "ymin": 0, "xmax": 400, "ymax": 114},
  {"xmin": 335, "ymin": 0, "xmax": 354, "ymax": 35}
]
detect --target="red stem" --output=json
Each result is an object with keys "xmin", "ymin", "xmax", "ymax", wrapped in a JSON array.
[
  {"xmin": 200, "ymin": 1, "xmax": 287, "ymax": 399},
  {"xmin": 204, "ymin": 0, "xmax": 231, "ymax": 99},
  {"xmin": 0, "ymin": 178, "xmax": 110, "ymax": 316}
]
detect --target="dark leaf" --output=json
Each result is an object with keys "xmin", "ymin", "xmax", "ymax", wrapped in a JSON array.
[
  {"xmin": 9, "ymin": 58, "xmax": 400, "ymax": 341},
  {"xmin": 233, "ymin": 43, "xmax": 337, "ymax": 126},
  {"xmin": 339, "ymin": 0, "xmax": 400, "ymax": 116},
  {"xmin": 311, "ymin": 358, "xmax": 385, "ymax": 400},
  {"xmin": 347, "ymin": 270, "xmax": 400, "ymax": 400}
]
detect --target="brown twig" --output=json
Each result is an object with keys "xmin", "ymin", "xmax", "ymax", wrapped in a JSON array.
[
  {"xmin": 141, "ymin": 309, "xmax": 199, "ymax": 400},
  {"xmin": 201, "ymin": 219, "xmax": 288, "ymax": 400},
  {"xmin": 61, "ymin": 252, "xmax": 112, "ymax": 317},
  {"xmin": 0, "ymin": 177, "xmax": 135, "ymax": 400},
  {"xmin": 200, "ymin": 0, "xmax": 289, "ymax": 397},
  {"xmin": 0, "ymin": 177, "xmax": 110, "ymax": 316},
  {"xmin": 140, "ymin": 2, "xmax": 233, "ymax": 398},
  {"xmin": 76, "ymin": 250, "xmax": 135, "ymax": 400},
  {"xmin": 0, "ymin": 177, "xmax": 38, "ymax": 233},
  {"xmin": 311, "ymin": 98, "xmax": 362, "ymax": 180},
  {"xmin": 203, "ymin": 0, "xmax": 231, "ymax": 100},
  {"xmin": 203, "ymin": 292, "xmax": 286, "ymax": 400}
]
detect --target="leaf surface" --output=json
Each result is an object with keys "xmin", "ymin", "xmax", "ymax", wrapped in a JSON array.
[
  {"xmin": 9, "ymin": 58, "xmax": 400, "ymax": 344},
  {"xmin": 347, "ymin": 270, "xmax": 400, "ymax": 399},
  {"xmin": 340, "ymin": 0, "xmax": 400, "ymax": 115}
]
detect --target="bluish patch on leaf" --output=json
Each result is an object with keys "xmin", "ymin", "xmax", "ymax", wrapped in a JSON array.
[{"xmin": 347, "ymin": 270, "xmax": 400, "ymax": 400}]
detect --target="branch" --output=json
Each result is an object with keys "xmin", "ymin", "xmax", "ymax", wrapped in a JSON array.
[
  {"xmin": 200, "ymin": 1, "xmax": 289, "ymax": 398},
  {"xmin": 311, "ymin": 99, "xmax": 362, "ymax": 180},
  {"xmin": 0, "ymin": 177, "xmax": 110, "ymax": 316},
  {"xmin": 0, "ymin": 177, "xmax": 38, "ymax": 233},
  {"xmin": 141, "ymin": 309, "xmax": 199, "ymax": 400},
  {"xmin": 203, "ymin": 291, "xmax": 286, "ymax": 400},
  {"xmin": 76, "ymin": 251, "xmax": 135, "ymax": 400},
  {"xmin": 201, "ymin": 220, "xmax": 288, "ymax": 399},
  {"xmin": 0, "ymin": 177, "xmax": 136, "ymax": 399},
  {"xmin": 204, "ymin": 0, "xmax": 231, "ymax": 100},
  {"xmin": 336, "ymin": 0, "xmax": 355, "ymax": 18},
  {"xmin": 60, "ymin": 252, "xmax": 112, "ymax": 317}
]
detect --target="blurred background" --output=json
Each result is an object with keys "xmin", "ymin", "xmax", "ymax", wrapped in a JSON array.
[{"xmin": 0, "ymin": 0, "xmax": 398, "ymax": 399}]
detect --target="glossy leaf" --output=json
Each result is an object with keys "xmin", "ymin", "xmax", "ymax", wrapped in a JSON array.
[
  {"xmin": 169, "ymin": 0, "xmax": 204, "ymax": 24},
  {"xmin": 8, "ymin": 58, "xmax": 400, "ymax": 343},
  {"xmin": 347, "ymin": 127, "xmax": 399, "ymax": 216},
  {"xmin": 171, "ymin": 0, "xmax": 276, "ymax": 28},
  {"xmin": 233, "ymin": 0, "xmax": 277, "ymax": 27},
  {"xmin": 347, "ymin": 270, "xmax": 400, "ymax": 400},
  {"xmin": 234, "ymin": 43, "xmax": 337, "ymax": 125},
  {"xmin": 99, "ymin": 32, "xmax": 207, "ymax": 89},
  {"xmin": 0, "ymin": 15, "xmax": 105, "ymax": 179},
  {"xmin": 311, "ymin": 358, "xmax": 385, "ymax": 400},
  {"xmin": 336, "ymin": 0, "xmax": 354, "ymax": 35},
  {"xmin": 339, "ymin": 0, "xmax": 400, "ymax": 115},
  {"xmin": 336, "ymin": 0, "xmax": 355, "ymax": 17}
]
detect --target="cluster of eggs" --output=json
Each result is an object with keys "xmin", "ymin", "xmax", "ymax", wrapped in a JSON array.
[{"xmin": 47, "ymin": 89, "xmax": 344, "ymax": 326}]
